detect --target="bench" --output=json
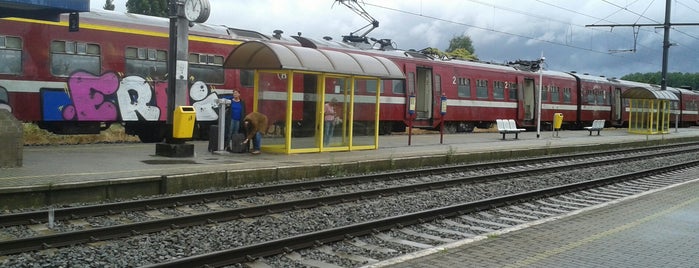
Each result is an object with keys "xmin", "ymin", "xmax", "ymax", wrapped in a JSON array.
[
  {"xmin": 496, "ymin": 119, "xmax": 526, "ymax": 139},
  {"xmin": 584, "ymin": 119, "xmax": 605, "ymax": 135}
]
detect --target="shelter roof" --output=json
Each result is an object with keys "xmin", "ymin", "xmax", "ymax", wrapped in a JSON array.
[
  {"xmin": 622, "ymin": 86, "xmax": 679, "ymax": 101},
  {"xmin": 224, "ymin": 41, "xmax": 405, "ymax": 79}
]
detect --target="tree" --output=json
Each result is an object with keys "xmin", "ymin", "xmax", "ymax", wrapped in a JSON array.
[
  {"xmin": 445, "ymin": 35, "xmax": 477, "ymax": 60},
  {"xmin": 621, "ymin": 72, "xmax": 699, "ymax": 91},
  {"xmin": 103, "ymin": 0, "xmax": 115, "ymax": 10},
  {"xmin": 446, "ymin": 35, "xmax": 475, "ymax": 54},
  {"xmin": 126, "ymin": 0, "xmax": 168, "ymax": 17}
]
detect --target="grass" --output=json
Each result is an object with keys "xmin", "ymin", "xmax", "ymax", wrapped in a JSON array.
[{"xmin": 23, "ymin": 123, "xmax": 140, "ymax": 146}]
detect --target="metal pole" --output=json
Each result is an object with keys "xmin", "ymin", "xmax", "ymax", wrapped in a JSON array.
[
  {"xmin": 536, "ymin": 53, "xmax": 544, "ymax": 139},
  {"xmin": 660, "ymin": 0, "xmax": 671, "ymax": 91},
  {"xmin": 216, "ymin": 99, "xmax": 230, "ymax": 152}
]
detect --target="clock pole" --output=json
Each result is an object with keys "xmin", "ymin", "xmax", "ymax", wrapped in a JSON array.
[{"xmin": 157, "ymin": 0, "xmax": 194, "ymax": 157}]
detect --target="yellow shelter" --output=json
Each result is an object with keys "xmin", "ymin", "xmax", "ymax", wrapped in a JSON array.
[
  {"xmin": 622, "ymin": 86, "xmax": 679, "ymax": 134},
  {"xmin": 224, "ymin": 41, "xmax": 405, "ymax": 154}
]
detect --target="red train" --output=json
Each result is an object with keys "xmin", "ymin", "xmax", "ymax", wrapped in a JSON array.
[{"xmin": 1, "ymin": 10, "xmax": 697, "ymax": 142}]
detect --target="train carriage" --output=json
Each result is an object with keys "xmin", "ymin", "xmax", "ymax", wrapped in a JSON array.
[{"xmin": 2, "ymin": 9, "xmax": 697, "ymax": 143}]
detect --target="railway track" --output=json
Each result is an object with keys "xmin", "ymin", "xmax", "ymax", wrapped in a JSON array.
[
  {"xmin": 150, "ymin": 161, "xmax": 699, "ymax": 267},
  {"xmin": 1, "ymin": 143, "xmax": 699, "ymax": 266}
]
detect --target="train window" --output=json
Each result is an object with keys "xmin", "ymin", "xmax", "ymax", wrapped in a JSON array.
[
  {"xmin": 551, "ymin": 86, "xmax": 560, "ymax": 102},
  {"xmin": 391, "ymin": 80, "xmax": 405, "ymax": 94},
  {"xmin": 457, "ymin": 78, "xmax": 470, "ymax": 98},
  {"xmin": 476, "ymin": 79, "xmax": 488, "ymax": 99},
  {"xmin": 366, "ymin": 79, "xmax": 384, "ymax": 93},
  {"xmin": 597, "ymin": 92, "xmax": 606, "ymax": 105},
  {"xmin": 407, "ymin": 72, "xmax": 415, "ymax": 95},
  {"xmin": 0, "ymin": 36, "xmax": 22, "ymax": 75},
  {"xmin": 189, "ymin": 53, "xmax": 225, "ymax": 84},
  {"xmin": 493, "ymin": 81, "xmax": 505, "ymax": 100},
  {"xmin": 125, "ymin": 47, "xmax": 168, "ymax": 81},
  {"xmin": 240, "ymin": 70, "xmax": 254, "ymax": 87},
  {"xmin": 435, "ymin": 75, "xmax": 442, "ymax": 96},
  {"xmin": 541, "ymin": 86, "xmax": 549, "ymax": 101},
  {"xmin": 509, "ymin": 83, "xmax": 518, "ymax": 100},
  {"xmin": 563, "ymin": 88, "xmax": 571, "ymax": 103},
  {"xmin": 50, "ymin": 40, "xmax": 100, "ymax": 77},
  {"xmin": 585, "ymin": 90, "xmax": 595, "ymax": 104}
]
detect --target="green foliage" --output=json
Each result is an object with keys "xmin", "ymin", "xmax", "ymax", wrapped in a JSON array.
[
  {"xmin": 126, "ymin": 0, "xmax": 169, "ymax": 17},
  {"xmin": 446, "ymin": 35, "xmax": 475, "ymax": 54},
  {"xmin": 621, "ymin": 72, "xmax": 699, "ymax": 90},
  {"xmin": 447, "ymin": 48, "xmax": 478, "ymax": 61},
  {"xmin": 103, "ymin": 0, "xmax": 115, "ymax": 10}
]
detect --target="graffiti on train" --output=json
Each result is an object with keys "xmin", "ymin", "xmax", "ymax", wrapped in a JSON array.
[{"xmin": 41, "ymin": 71, "xmax": 219, "ymax": 122}]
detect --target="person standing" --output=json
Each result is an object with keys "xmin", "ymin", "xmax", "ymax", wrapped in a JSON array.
[
  {"xmin": 242, "ymin": 111, "xmax": 268, "ymax": 155},
  {"xmin": 227, "ymin": 89, "xmax": 245, "ymax": 150},
  {"xmin": 324, "ymin": 98, "xmax": 338, "ymax": 146}
]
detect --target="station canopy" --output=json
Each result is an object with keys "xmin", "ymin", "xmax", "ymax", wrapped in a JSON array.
[
  {"xmin": 224, "ymin": 41, "xmax": 404, "ymax": 79},
  {"xmin": 622, "ymin": 86, "xmax": 679, "ymax": 101}
]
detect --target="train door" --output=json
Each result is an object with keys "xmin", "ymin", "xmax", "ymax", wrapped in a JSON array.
[
  {"xmin": 415, "ymin": 67, "xmax": 433, "ymax": 120},
  {"xmin": 522, "ymin": 78, "xmax": 536, "ymax": 120},
  {"xmin": 613, "ymin": 87, "xmax": 622, "ymax": 124}
]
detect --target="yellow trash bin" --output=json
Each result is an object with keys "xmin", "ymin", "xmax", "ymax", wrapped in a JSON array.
[
  {"xmin": 173, "ymin": 106, "xmax": 196, "ymax": 139},
  {"xmin": 553, "ymin": 113, "xmax": 563, "ymax": 130}
]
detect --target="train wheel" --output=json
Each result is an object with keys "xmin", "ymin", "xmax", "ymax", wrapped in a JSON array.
[
  {"xmin": 457, "ymin": 122, "xmax": 475, "ymax": 133},
  {"xmin": 445, "ymin": 123, "xmax": 458, "ymax": 134}
]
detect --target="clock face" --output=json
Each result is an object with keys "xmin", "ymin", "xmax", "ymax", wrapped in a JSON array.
[{"xmin": 184, "ymin": 0, "xmax": 210, "ymax": 23}]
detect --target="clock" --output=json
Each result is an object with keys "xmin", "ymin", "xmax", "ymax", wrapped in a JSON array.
[{"xmin": 184, "ymin": 0, "xmax": 210, "ymax": 23}]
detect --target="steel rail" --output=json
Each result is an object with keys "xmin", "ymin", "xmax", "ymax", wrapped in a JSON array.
[
  {"xmin": 0, "ymin": 146, "xmax": 696, "ymax": 255},
  {"xmin": 144, "ymin": 159, "xmax": 699, "ymax": 267},
  {"xmin": 1, "ymin": 142, "xmax": 695, "ymax": 228}
]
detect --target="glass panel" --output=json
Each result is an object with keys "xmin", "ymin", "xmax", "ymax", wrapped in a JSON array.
[
  {"xmin": 391, "ymin": 79, "xmax": 405, "ymax": 94},
  {"xmin": 289, "ymin": 73, "xmax": 318, "ymax": 150},
  {"xmin": 493, "ymin": 81, "xmax": 504, "ymax": 100},
  {"xmin": 7, "ymin": 36, "xmax": 22, "ymax": 49},
  {"xmin": 240, "ymin": 70, "xmax": 254, "ymax": 87},
  {"xmin": 321, "ymin": 76, "xmax": 348, "ymax": 149},
  {"xmin": 65, "ymin": 41, "xmax": 75, "ymax": 54},
  {"xmin": 0, "ymin": 49, "xmax": 21, "ymax": 74},
  {"xmin": 125, "ymin": 59, "xmax": 167, "ymax": 81},
  {"xmin": 51, "ymin": 41, "xmax": 65, "ymax": 52},
  {"xmin": 189, "ymin": 64, "xmax": 224, "ymax": 84},
  {"xmin": 256, "ymin": 71, "xmax": 294, "ymax": 151},
  {"xmin": 365, "ymin": 79, "xmax": 383, "ymax": 93},
  {"xmin": 352, "ymin": 77, "xmax": 378, "ymax": 148},
  {"xmin": 509, "ymin": 83, "xmax": 517, "ymax": 100},
  {"xmin": 76, "ymin": 43, "xmax": 87, "ymax": 54},
  {"xmin": 476, "ymin": 79, "xmax": 488, "ymax": 98},
  {"xmin": 125, "ymin": 47, "xmax": 138, "ymax": 58},
  {"xmin": 551, "ymin": 86, "xmax": 560, "ymax": 102},
  {"xmin": 51, "ymin": 54, "xmax": 100, "ymax": 76},
  {"xmin": 457, "ymin": 78, "xmax": 470, "ymax": 97}
]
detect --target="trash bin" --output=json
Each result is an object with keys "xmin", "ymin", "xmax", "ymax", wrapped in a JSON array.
[
  {"xmin": 173, "ymin": 106, "xmax": 196, "ymax": 139},
  {"xmin": 553, "ymin": 113, "xmax": 563, "ymax": 130}
]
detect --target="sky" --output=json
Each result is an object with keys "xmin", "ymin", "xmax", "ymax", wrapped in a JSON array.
[{"xmin": 90, "ymin": 0, "xmax": 699, "ymax": 79}]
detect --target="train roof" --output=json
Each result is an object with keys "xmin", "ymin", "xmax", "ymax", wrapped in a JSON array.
[{"xmin": 64, "ymin": 9, "xmax": 279, "ymax": 43}]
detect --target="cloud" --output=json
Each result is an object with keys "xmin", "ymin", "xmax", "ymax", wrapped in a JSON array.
[{"xmin": 90, "ymin": 0, "xmax": 699, "ymax": 78}]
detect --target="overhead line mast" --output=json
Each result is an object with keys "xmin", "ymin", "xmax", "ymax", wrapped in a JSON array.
[{"xmin": 586, "ymin": 0, "xmax": 699, "ymax": 91}]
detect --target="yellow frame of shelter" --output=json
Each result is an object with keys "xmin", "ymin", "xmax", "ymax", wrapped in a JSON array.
[
  {"xmin": 224, "ymin": 41, "xmax": 404, "ymax": 154},
  {"xmin": 623, "ymin": 86, "xmax": 678, "ymax": 135},
  {"xmin": 252, "ymin": 70, "xmax": 382, "ymax": 154}
]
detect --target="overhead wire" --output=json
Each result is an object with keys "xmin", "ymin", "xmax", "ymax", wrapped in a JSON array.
[{"xmin": 365, "ymin": 1, "xmax": 660, "ymax": 67}]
